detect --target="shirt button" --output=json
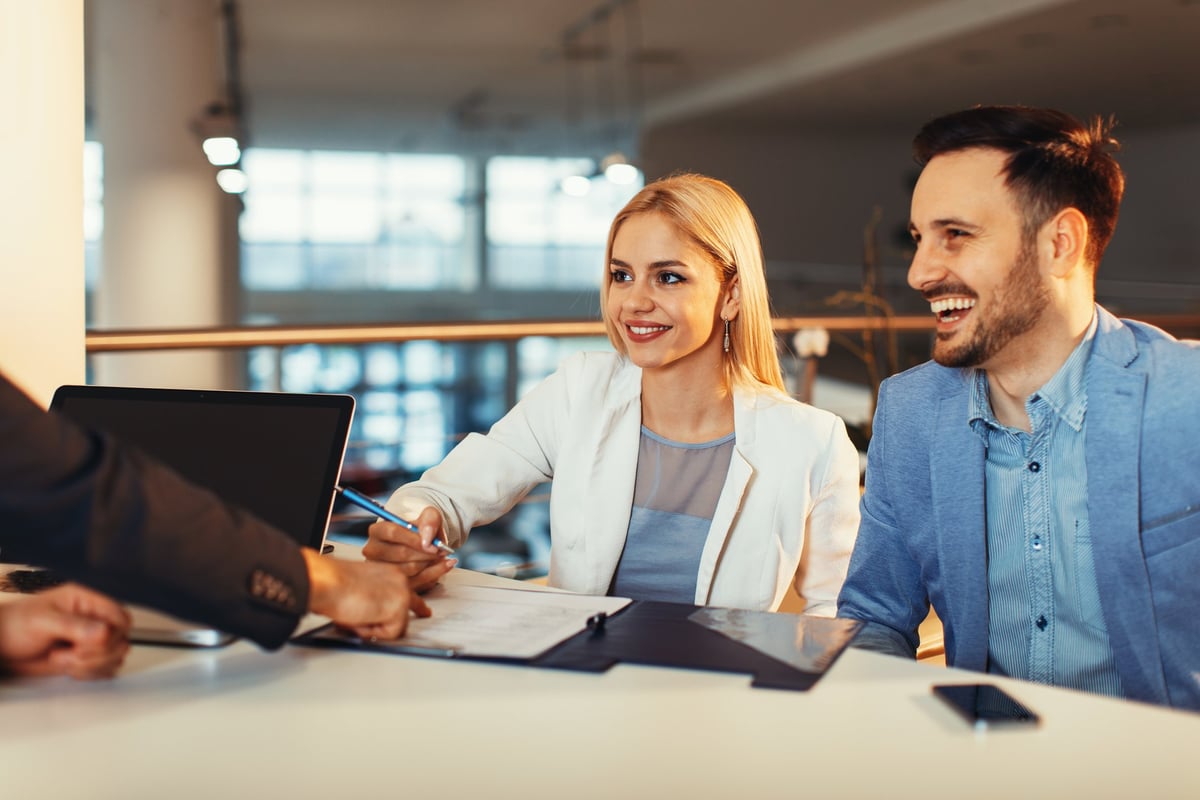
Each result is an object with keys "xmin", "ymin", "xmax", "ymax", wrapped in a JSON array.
[
  {"xmin": 1036, "ymin": 615, "xmax": 1048, "ymax": 630},
  {"xmin": 1028, "ymin": 462, "xmax": 1040, "ymax": 472},
  {"xmin": 1032, "ymin": 537, "xmax": 1042, "ymax": 551}
]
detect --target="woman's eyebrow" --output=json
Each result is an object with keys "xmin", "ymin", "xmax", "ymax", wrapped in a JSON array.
[{"xmin": 608, "ymin": 258, "xmax": 689, "ymax": 269}]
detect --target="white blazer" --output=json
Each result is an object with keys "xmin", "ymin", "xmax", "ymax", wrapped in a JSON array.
[{"xmin": 386, "ymin": 352, "xmax": 860, "ymax": 615}]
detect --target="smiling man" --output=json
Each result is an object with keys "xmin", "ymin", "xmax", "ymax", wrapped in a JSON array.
[{"xmin": 836, "ymin": 106, "xmax": 1200, "ymax": 710}]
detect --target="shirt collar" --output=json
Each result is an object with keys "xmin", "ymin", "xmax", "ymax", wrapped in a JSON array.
[
  {"xmin": 967, "ymin": 369, "xmax": 993, "ymax": 433},
  {"xmin": 967, "ymin": 310, "xmax": 1099, "ymax": 435},
  {"xmin": 1032, "ymin": 311, "xmax": 1098, "ymax": 431}
]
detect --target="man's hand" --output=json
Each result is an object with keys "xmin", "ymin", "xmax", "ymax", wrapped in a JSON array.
[
  {"xmin": 362, "ymin": 506, "xmax": 456, "ymax": 592},
  {"xmin": 301, "ymin": 551, "xmax": 435, "ymax": 640},
  {"xmin": 0, "ymin": 583, "xmax": 131, "ymax": 680}
]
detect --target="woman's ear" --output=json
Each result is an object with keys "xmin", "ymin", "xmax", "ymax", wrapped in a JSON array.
[{"xmin": 721, "ymin": 278, "xmax": 741, "ymax": 321}]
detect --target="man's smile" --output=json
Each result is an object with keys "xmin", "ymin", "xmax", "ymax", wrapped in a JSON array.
[{"xmin": 929, "ymin": 296, "xmax": 976, "ymax": 325}]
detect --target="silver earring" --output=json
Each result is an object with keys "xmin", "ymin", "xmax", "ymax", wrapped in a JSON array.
[{"xmin": 722, "ymin": 317, "xmax": 731, "ymax": 353}]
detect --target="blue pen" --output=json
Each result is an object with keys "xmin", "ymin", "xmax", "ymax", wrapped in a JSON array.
[{"xmin": 335, "ymin": 485, "xmax": 455, "ymax": 555}]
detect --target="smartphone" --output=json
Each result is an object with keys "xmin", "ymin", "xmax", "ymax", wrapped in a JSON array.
[{"xmin": 932, "ymin": 683, "xmax": 1040, "ymax": 727}]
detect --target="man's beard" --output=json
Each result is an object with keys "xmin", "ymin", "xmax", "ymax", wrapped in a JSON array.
[{"xmin": 932, "ymin": 239, "xmax": 1050, "ymax": 368}]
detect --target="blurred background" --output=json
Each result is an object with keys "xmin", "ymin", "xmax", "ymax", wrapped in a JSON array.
[{"xmin": 65, "ymin": 0, "xmax": 1200, "ymax": 574}]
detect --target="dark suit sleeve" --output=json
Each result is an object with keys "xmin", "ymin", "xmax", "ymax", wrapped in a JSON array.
[{"xmin": 0, "ymin": 372, "xmax": 309, "ymax": 649}]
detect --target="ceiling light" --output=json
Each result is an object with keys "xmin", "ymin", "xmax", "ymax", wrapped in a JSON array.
[
  {"xmin": 601, "ymin": 152, "xmax": 638, "ymax": 185},
  {"xmin": 216, "ymin": 167, "xmax": 248, "ymax": 194},
  {"xmin": 560, "ymin": 174, "xmax": 592, "ymax": 196},
  {"xmin": 202, "ymin": 136, "xmax": 241, "ymax": 166}
]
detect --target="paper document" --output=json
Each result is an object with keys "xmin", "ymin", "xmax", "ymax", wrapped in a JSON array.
[{"xmin": 305, "ymin": 584, "xmax": 631, "ymax": 660}]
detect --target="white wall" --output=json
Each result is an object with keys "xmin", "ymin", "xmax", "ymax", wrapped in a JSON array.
[
  {"xmin": 91, "ymin": 0, "xmax": 239, "ymax": 390},
  {"xmin": 0, "ymin": 1, "xmax": 85, "ymax": 405}
]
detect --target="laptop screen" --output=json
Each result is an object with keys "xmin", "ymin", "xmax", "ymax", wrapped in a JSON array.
[{"xmin": 49, "ymin": 386, "xmax": 355, "ymax": 550}]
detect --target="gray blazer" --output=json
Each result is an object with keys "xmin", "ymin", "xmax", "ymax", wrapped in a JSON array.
[{"xmin": 838, "ymin": 306, "xmax": 1200, "ymax": 710}]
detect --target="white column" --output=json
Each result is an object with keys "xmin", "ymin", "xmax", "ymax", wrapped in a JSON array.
[
  {"xmin": 0, "ymin": 1, "xmax": 85, "ymax": 406},
  {"xmin": 91, "ymin": 0, "xmax": 240, "ymax": 389}
]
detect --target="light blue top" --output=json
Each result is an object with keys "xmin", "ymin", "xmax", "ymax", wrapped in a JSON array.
[
  {"xmin": 610, "ymin": 427, "xmax": 735, "ymax": 602},
  {"xmin": 966, "ymin": 313, "xmax": 1122, "ymax": 696}
]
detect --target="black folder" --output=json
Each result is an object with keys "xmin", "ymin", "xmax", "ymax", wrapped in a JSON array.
[
  {"xmin": 295, "ymin": 599, "xmax": 862, "ymax": 692},
  {"xmin": 533, "ymin": 600, "xmax": 861, "ymax": 691}
]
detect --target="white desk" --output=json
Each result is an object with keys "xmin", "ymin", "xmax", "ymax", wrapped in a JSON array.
[{"xmin": 2, "ymin": 568, "xmax": 1198, "ymax": 799}]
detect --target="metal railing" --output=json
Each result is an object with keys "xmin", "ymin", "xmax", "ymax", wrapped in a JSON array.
[
  {"xmin": 84, "ymin": 313, "xmax": 1200, "ymax": 353},
  {"xmin": 82, "ymin": 313, "xmax": 1200, "ymax": 578}
]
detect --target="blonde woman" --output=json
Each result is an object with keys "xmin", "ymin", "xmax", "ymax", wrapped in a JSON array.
[{"xmin": 365, "ymin": 174, "xmax": 860, "ymax": 614}]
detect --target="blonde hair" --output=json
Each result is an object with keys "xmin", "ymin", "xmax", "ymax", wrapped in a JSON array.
[{"xmin": 600, "ymin": 173, "xmax": 785, "ymax": 392}]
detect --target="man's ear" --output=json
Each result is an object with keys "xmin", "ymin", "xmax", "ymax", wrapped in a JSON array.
[
  {"xmin": 721, "ymin": 278, "xmax": 741, "ymax": 321},
  {"xmin": 1045, "ymin": 207, "xmax": 1089, "ymax": 278}
]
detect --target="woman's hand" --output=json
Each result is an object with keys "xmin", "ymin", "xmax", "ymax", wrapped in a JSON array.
[{"xmin": 362, "ymin": 506, "xmax": 456, "ymax": 592}]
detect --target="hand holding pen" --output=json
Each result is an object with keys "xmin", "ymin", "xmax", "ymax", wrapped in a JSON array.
[
  {"xmin": 343, "ymin": 486, "xmax": 459, "ymax": 592},
  {"xmin": 336, "ymin": 485, "xmax": 455, "ymax": 555}
]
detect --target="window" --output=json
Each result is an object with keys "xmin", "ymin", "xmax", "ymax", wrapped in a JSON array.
[
  {"xmin": 92, "ymin": 146, "xmax": 633, "ymax": 481},
  {"xmin": 240, "ymin": 149, "xmax": 472, "ymax": 291},
  {"xmin": 486, "ymin": 156, "xmax": 642, "ymax": 289},
  {"xmin": 246, "ymin": 339, "xmax": 511, "ymax": 474}
]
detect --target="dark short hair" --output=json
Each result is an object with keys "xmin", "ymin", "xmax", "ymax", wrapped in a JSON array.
[{"xmin": 913, "ymin": 105, "xmax": 1125, "ymax": 267}]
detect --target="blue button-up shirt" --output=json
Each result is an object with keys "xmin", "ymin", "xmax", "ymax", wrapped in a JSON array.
[{"xmin": 969, "ymin": 313, "xmax": 1123, "ymax": 697}]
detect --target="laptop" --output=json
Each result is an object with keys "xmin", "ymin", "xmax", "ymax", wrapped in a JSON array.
[{"xmin": 1, "ymin": 385, "xmax": 355, "ymax": 646}]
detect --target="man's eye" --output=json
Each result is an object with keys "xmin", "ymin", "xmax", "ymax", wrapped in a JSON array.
[{"xmin": 947, "ymin": 229, "xmax": 968, "ymax": 239}]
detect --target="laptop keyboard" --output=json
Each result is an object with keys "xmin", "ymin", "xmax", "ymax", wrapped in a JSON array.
[{"xmin": 2, "ymin": 569, "xmax": 67, "ymax": 594}]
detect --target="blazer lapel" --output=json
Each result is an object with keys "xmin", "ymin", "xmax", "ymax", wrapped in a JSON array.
[
  {"xmin": 581, "ymin": 369, "xmax": 642, "ymax": 594},
  {"xmin": 1085, "ymin": 320, "xmax": 1167, "ymax": 703},
  {"xmin": 695, "ymin": 448, "xmax": 751, "ymax": 604},
  {"xmin": 930, "ymin": 389, "xmax": 989, "ymax": 671},
  {"xmin": 691, "ymin": 388, "xmax": 763, "ymax": 606},
  {"xmin": 695, "ymin": 387, "xmax": 757, "ymax": 604}
]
